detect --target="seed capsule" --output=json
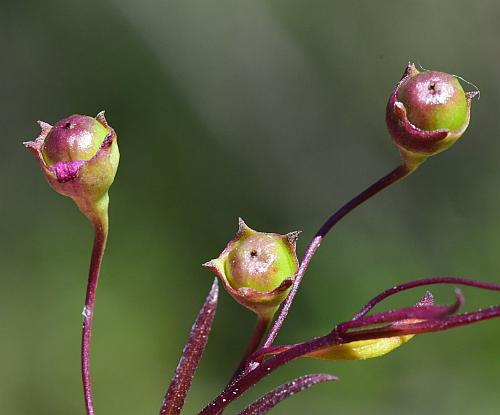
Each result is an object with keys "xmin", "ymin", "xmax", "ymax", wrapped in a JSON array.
[
  {"xmin": 386, "ymin": 64, "xmax": 477, "ymax": 168},
  {"xmin": 204, "ymin": 219, "xmax": 299, "ymax": 318},
  {"xmin": 24, "ymin": 112, "xmax": 119, "ymax": 223}
]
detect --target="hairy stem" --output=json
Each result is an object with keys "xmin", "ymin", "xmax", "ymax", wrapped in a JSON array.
[
  {"xmin": 263, "ymin": 164, "xmax": 412, "ymax": 348},
  {"xmin": 201, "ymin": 164, "xmax": 415, "ymax": 414},
  {"xmin": 81, "ymin": 216, "xmax": 108, "ymax": 415},
  {"xmin": 201, "ymin": 297, "xmax": 500, "ymax": 414},
  {"xmin": 353, "ymin": 276, "xmax": 500, "ymax": 320},
  {"xmin": 198, "ymin": 335, "xmax": 334, "ymax": 414}
]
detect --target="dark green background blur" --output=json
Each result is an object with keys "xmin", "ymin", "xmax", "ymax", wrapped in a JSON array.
[{"xmin": 2, "ymin": 0, "xmax": 500, "ymax": 414}]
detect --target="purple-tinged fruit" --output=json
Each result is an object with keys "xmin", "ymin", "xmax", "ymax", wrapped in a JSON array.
[
  {"xmin": 41, "ymin": 115, "xmax": 109, "ymax": 165},
  {"xmin": 386, "ymin": 63, "xmax": 477, "ymax": 169},
  {"xmin": 397, "ymin": 71, "xmax": 467, "ymax": 132},
  {"xmin": 24, "ymin": 112, "xmax": 119, "ymax": 224},
  {"xmin": 204, "ymin": 219, "xmax": 299, "ymax": 318}
]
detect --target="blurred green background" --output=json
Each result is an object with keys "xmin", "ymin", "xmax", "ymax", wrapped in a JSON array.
[{"xmin": 2, "ymin": 0, "xmax": 500, "ymax": 413}]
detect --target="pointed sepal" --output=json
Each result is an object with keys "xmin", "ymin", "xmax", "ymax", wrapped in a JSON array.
[{"xmin": 204, "ymin": 219, "xmax": 299, "ymax": 319}]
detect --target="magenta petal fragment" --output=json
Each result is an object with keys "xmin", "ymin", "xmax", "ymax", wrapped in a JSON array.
[
  {"xmin": 51, "ymin": 160, "xmax": 85, "ymax": 183},
  {"xmin": 237, "ymin": 373, "xmax": 337, "ymax": 415},
  {"xmin": 160, "ymin": 279, "xmax": 219, "ymax": 415}
]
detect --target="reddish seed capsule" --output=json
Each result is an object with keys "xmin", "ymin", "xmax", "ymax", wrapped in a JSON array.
[
  {"xmin": 24, "ymin": 112, "xmax": 119, "ymax": 223},
  {"xmin": 42, "ymin": 115, "xmax": 109, "ymax": 165},
  {"xmin": 397, "ymin": 71, "xmax": 467, "ymax": 133},
  {"xmin": 386, "ymin": 63, "xmax": 477, "ymax": 168}
]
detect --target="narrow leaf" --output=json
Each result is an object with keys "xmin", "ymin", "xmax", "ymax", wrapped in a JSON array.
[
  {"xmin": 353, "ymin": 276, "xmax": 500, "ymax": 320},
  {"xmin": 237, "ymin": 373, "xmax": 337, "ymax": 415},
  {"xmin": 160, "ymin": 279, "xmax": 219, "ymax": 415},
  {"xmin": 342, "ymin": 305, "xmax": 500, "ymax": 342},
  {"xmin": 338, "ymin": 289, "xmax": 464, "ymax": 336}
]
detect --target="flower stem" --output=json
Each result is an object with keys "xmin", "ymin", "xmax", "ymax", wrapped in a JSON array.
[
  {"xmin": 200, "ymin": 164, "xmax": 416, "ymax": 413},
  {"xmin": 81, "ymin": 214, "xmax": 109, "ymax": 415},
  {"xmin": 200, "ymin": 289, "xmax": 500, "ymax": 415},
  {"xmin": 198, "ymin": 334, "xmax": 335, "ymax": 415},
  {"xmin": 352, "ymin": 276, "xmax": 500, "ymax": 320},
  {"xmin": 262, "ymin": 164, "xmax": 413, "ymax": 348}
]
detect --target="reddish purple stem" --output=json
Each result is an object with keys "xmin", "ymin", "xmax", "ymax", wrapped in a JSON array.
[
  {"xmin": 263, "ymin": 164, "xmax": 411, "ymax": 349},
  {"xmin": 237, "ymin": 373, "xmax": 337, "ymax": 415},
  {"xmin": 200, "ymin": 164, "xmax": 500, "ymax": 413},
  {"xmin": 337, "ymin": 290, "xmax": 463, "ymax": 335},
  {"xmin": 341, "ymin": 305, "xmax": 500, "ymax": 342},
  {"xmin": 247, "ymin": 291, "xmax": 462, "ymax": 362},
  {"xmin": 201, "ymin": 164, "xmax": 412, "ymax": 413},
  {"xmin": 160, "ymin": 279, "xmax": 219, "ymax": 415},
  {"xmin": 198, "ymin": 336, "xmax": 334, "ymax": 414},
  {"xmin": 82, "ymin": 220, "xmax": 108, "ymax": 415},
  {"xmin": 200, "ymin": 305, "xmax": 500, "ymax": 414},
  {"xmin": 353, "ymin": 277, "xmax": 500, "ymax": 320}
]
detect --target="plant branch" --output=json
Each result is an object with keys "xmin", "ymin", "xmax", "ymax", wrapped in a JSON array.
[
  {"xmin": 263, "ymin": 164, "xmax": 412, "ymax": 348},
  {"xmin": 352, "ymin": 276, "xmax": 500, "ymax": 320},
  {"xmin": 340, "ymin": 305, "xmax": 500, "ymax": 342},
  {"xmin": 81, "ymin": 216, "xmax": 108, "ymax": 415},
  {"xmin": 198, "ymin": 335, "xmax": 334, "ymax": 415},
  {"xmin": 200, "ymin": 298, "xmax": 500, "ymax": 414}
]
